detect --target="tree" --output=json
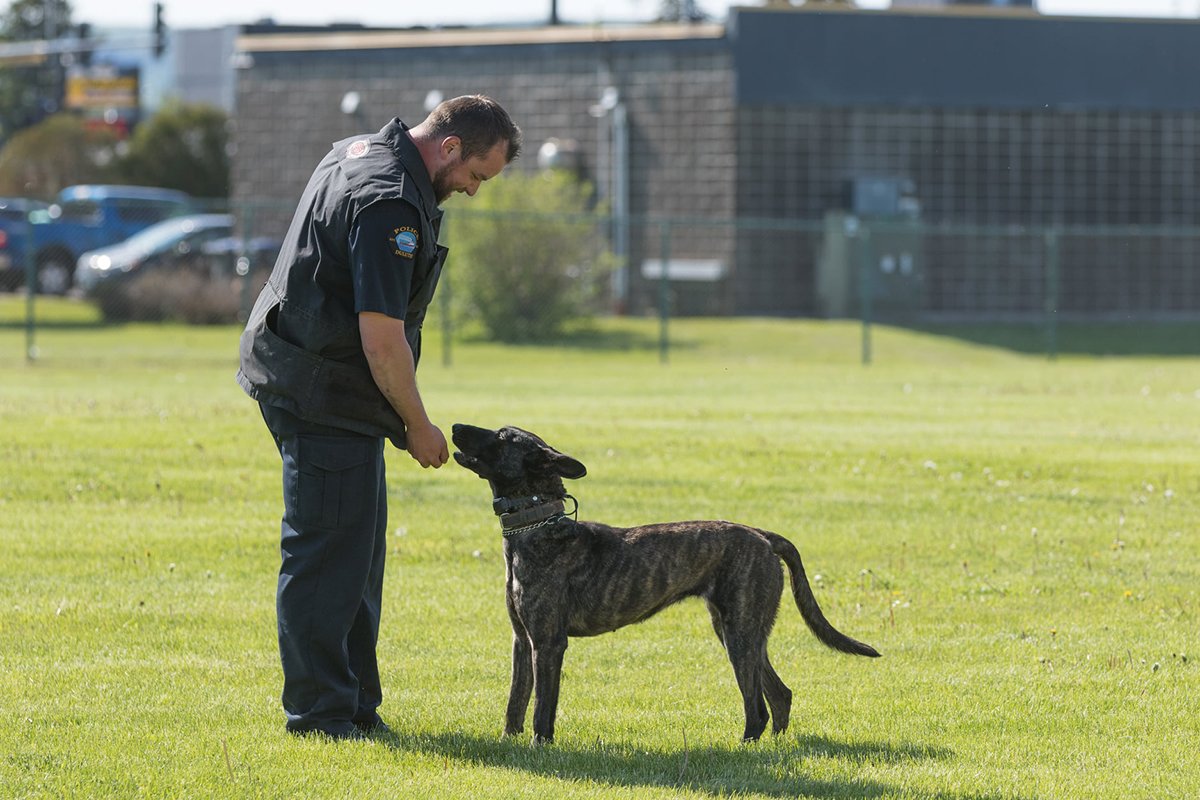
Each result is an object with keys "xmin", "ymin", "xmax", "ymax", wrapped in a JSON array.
[
  {"xmin": 0, "ymin": 111, "xmax": 118, "ymax": 196},
  {"xmin": 0, "ymin": 102, "xmax": 233, "ymax": 199},
  {"xmin": 117, "ymin": 102, "xmax": 230, "ymax": 198},
  {"xmin": 658, "ymin": 0, "xmax": 707, "ymax": 22},
  {"xmin": 0, "ymin": 0, "xmax": 74, "ymax": 142},
  {"xmin": 448, "ymin": 170, "xmax": 613, "ymax": 343}
]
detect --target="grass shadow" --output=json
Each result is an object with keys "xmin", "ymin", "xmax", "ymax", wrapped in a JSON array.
[
  {"xmin": 904, "ymin": 321, "xmax": 1200, "ymax": 357},
  {"xmin": 0, "ymin": 318, "xmax": 113, "ymax": 331},
  {"xmin": 456, "ymin": 322, "xmax": 699, "ymax": 354},
  {"xmin": 379, "ymin": 729, "xmax": 1016, "ymax": 800},
  {"xmin": 0, "ymin": 292, "xmax": 109, "ymax": 330}
]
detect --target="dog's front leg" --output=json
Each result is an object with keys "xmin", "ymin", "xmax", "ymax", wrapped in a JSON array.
[
  {"xmin": 505, "ymin": 631, "xmax": 533, "ymax": 736},
  {"xmin": 530, "ymin": 634, "xmax": 567, "ymax": 745}
]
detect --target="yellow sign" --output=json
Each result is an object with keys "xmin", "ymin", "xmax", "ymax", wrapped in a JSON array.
[{"xmin": 65, "ymin": 73, "xmax": 139, "ymax": 111}]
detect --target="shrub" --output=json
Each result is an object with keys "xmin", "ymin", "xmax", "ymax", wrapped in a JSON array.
[
  {"xmin": 446, "ymin": 170, "xmax": 612, "ymax": 342},
  {"xmin": 0, "ymin": 113, "xmax": 120, "ymax": 197},
  {"xmin": 91, "ymin": 269, "xmax": 265, "ymax": 324},
  {"xmin": 116, "ymin": 102, "xmax": 231, "ymax": 199}
]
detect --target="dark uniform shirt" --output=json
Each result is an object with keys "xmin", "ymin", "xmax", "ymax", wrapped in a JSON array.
[
  {"xmin": 236, "ymin": 119, "xmax": 447, "ymax": 447},
  {"xmin": 350, "ymin": 199, "xmax": 425, "ymax": 321}
]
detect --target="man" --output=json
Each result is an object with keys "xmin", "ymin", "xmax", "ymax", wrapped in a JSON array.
[{"xmin": 237, "ymin": 95, "xmax": 521, "ymax": 739}]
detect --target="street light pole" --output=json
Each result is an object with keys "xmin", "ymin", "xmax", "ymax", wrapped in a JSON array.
[{"xmin": 591, "ymin": 86, "xmax": 629, "ymax": 313}]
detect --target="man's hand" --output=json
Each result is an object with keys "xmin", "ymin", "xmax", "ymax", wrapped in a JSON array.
[
  {"xmin": 405, "ymin": 419, "xmax": 449, "ymax": 468},
  {"xmin": 359, "ymin": 312, "xmax": 447, "ymax": 468}
]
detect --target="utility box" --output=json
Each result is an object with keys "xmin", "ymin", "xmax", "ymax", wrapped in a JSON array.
[{"xmin": 817, "ymin": 178, "xmax": 924, "ymax": 319}]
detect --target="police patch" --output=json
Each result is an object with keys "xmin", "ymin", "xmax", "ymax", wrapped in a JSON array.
[
  {"xmin": 390, "ymin": 226, "xmax": 418, "ymax": 258},
  {"xmin": 347, "ymin": 139, "xmax": 370, "ymax": 159}
]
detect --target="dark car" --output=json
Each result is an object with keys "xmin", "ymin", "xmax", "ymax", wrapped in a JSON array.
[{"xmin": 0, "ymin": 197, "xmax": 49, "ymax": 291}]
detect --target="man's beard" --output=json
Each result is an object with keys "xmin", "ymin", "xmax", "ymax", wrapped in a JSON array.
[{"xmin": 432, "ymin": 162, "xmax": 456, "ymax": 203}]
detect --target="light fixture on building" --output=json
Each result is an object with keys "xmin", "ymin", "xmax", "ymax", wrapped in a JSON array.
[
  {"xmin": 537, "ymin": 138, "xmax": 582, "ymax": 172},
  {"xmin": 340, "ymin": 91, "xmax": 362, "ymax": 116}
]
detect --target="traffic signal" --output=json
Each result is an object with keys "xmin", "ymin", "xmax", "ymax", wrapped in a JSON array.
[
  {"xmin": 153, "ymin": 3, "xmax": 165, "ymax": 57},
  {"xmin": 77, "ymin": 22, "xmax": 92, "ymax": 66}
]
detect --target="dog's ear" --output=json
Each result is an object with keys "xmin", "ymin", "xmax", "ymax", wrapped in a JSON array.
[
  {"xmin": 549, "ymin": 451, "xmax": 587, "ymax": 480},
  {"xmin": 525, "ymin": 447, "xmax": 587, "ymax": 480}
]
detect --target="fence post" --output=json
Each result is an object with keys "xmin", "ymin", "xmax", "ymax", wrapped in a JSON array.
[
  {"xmin": 440, "ymin": 257, "xmax": 453, "ymax": 369},
  {"xmin": 658, "ymin": 220, "xmax": 672, "ymax": 364},
  {"xmin": 1043, "ymin": 227, "xmax": 1060, "ymax": 361},
  {"xmin": 857, "ymin": 222, "xmax": 873, "ymax": 366},
  {"xmin": 438, "ymin": 212, "xmax": 452, "ymax": 368},
  {"xmin": 23, "ymin": 210, "xmax": 37, "ymax": 363}
]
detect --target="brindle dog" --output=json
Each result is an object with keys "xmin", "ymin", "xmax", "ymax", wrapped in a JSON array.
[{"xmin": 451, "ymin": 423, "xmax": 880, "ymax": 744}]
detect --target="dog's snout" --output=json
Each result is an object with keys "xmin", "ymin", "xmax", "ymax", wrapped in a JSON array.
[
  {"xmin": 451, "ymin": 424, "xmax": 503, "ymax": 466},
  {"xmin": 452, "ymin": 423, "xmax": 490, "ymax": 448}
]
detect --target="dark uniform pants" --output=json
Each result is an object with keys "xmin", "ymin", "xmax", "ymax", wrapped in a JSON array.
[{"xmin": 260, "ymin": 403, "xmax": 388, "ymax": 735}]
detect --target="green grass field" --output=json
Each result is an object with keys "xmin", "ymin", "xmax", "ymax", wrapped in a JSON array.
[{"xmin": 2, "ymin": 299, "xmax": 1197, "ymax": 799}]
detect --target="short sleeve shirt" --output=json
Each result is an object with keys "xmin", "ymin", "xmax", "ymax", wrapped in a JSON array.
[{"xmin": 349, "ymin": 198, "xmax": 426, "ymax": 321}]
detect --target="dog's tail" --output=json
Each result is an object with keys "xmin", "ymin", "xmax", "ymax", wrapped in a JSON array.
[{"xmin": 767, "ymin": 532, "xmax": 881, "ymax": 658}]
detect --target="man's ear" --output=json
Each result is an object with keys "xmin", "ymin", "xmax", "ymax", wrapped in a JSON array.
[{"xmin": 440, "ymin": 135, "xmax": 462, "ymax": 161}]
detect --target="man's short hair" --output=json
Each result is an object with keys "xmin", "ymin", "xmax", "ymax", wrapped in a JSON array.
[{"xmin": 425, "ymin": 95, "xmax": 522, "ymax": 163}]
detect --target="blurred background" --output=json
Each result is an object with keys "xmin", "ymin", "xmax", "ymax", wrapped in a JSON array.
[{"xmin": 2, "ymin": 0, "xmax": 1199, "ymax": 351}]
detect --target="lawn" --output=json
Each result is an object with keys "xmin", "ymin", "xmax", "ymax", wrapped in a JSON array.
[{"xmin": 1, "ymin": 298, "xmax": 1197, "ymax": 799}]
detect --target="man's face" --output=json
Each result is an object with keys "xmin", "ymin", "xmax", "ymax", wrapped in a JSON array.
[{"xmin": 431, "ymin": 138, "xmax": 510, "ymax": 204}]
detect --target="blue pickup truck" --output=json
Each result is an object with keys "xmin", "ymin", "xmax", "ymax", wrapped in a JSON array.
[{"xmin": 0, "ymin": 185, "xmax": 192, "ymax": 294}]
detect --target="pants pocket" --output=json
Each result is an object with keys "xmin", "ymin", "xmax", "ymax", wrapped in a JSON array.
[{"xmin": 290, "ymin": 434, "xmax": 380, "ymax": 530}]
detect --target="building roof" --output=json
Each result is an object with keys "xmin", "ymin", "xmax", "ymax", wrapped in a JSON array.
[{"xmin": 236, "ymin": 22, "xmax": 725, "ymax": 54}]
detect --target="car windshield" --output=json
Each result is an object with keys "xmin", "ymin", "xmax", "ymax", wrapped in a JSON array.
[{"xmin": 118, "ymin": 217, "xmax": 227, "ymax": 254}]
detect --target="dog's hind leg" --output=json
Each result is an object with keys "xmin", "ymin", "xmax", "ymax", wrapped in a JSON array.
[
  {"xmin": 724, "ymin": 633, "xmax": 769, "ymax": 741},
  {"xmin": 761, "ymin": 652, "xmax": 792, "ymax": 735},
  {"xmin": 505, "ymin": 632, "xmax": 534, "ymax": 736},
  {"xmin": 712, "ymin": 596, "xmax": 783, "ymax": 735},
  {"xmin": 711, "ymin": 599, "xmax": 776, "ymax": 737},
  {"xmin": 710, "ymin": 595, "xmax": 769, "ymax": 739},
  {"xmin": 716, "ymin": 556, "xmax": 781, "ymax": 741}
]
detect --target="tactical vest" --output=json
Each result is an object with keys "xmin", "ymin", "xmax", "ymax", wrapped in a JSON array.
[{"xmin": 236, "ymin": 118, "xmax": 447, "ymax": 446}]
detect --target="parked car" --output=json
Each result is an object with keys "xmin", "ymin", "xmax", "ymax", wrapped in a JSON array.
[
  {"xmin": 28, "ymin": 185, "xmax": 192, "ymax": 294},
  {"xmin": 0, "ymin": 197, "xmax": 48, "ymax": 291},
  {"xmin": 75, "ymin": 213, "xmax": 279, "ymax": 292}
]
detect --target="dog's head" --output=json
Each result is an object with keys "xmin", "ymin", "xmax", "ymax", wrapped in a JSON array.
[{"xmin": 452, "ymin": 424, "xmax": 586, "ymax": 497}]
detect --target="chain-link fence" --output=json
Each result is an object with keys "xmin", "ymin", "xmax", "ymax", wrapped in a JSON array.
[
  {"xmin": 9, "ymin": 200, "xmax": 1200, "ymax": 363},
  {"xmin": 0, "ymin": 191, "xmax": 262, "ymax": 324}
]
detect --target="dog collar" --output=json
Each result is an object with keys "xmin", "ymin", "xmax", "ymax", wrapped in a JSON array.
[
  {"xmin": 500, "ymin": 500, "xmax": 565, "ymax": 536},
  {"xmin": 494, "ymin": 494, "xmax": 578, "ymax": 537}
]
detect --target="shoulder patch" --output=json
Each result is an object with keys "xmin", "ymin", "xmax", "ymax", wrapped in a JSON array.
[
  {"xmin": 390, "ymin": 226, "xmax": 418, "ymax": 259},
  {"xmin": 347, "ymin": 139, "xmax": 371, "ymax": 159}
]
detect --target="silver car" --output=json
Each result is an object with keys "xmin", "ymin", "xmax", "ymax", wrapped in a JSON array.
[{"xmin": 74, "ymin": 214, "xmax": 271, "ymax": 292}]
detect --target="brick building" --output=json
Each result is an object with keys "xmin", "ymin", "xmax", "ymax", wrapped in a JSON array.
[{"xmin": 232, "ymin": 7, "xmax": 1200, "ymax": 319}]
